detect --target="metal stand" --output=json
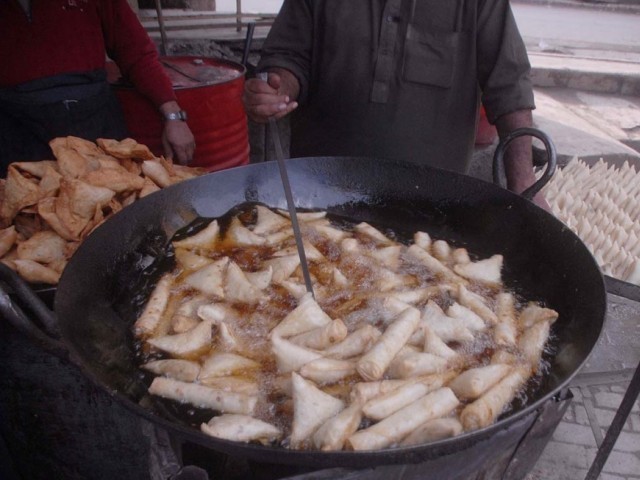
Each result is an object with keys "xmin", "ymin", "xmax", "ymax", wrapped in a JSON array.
[
  {"xmin": 585, "ymin": 361, "xmax": 640, "ymax": 480},
  {"xmin": 584, "ymin": 277, "xmax": 640, "ymax": 479}
]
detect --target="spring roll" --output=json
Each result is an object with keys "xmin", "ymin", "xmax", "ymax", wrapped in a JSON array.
[
  {"xmin": 356, "ymin": 307, "xmax": 421, "ymax": 381},
  {"xmin": 460, "ymin": 367, "xmax": 529, "ymax": 431},
  {"xmin": 446, "ymin": 303, "xmax": 486, "ymax": 331},
  {"xmin": 271, "ymin": 334, "xmax": 323, "ymax": 373},
  {"xmin": 518, "ymin": 320, "xmax": 552, "ymax": 371},
  {"xmin": 198, "ymin": 376, "xmax": 259, "ymax": 395},
  {"xmin": 290, "ymin": 373, "xmax": 345, "ymax": 447},
  {"xmin": 363, "ymin": 381, "xmax": 434, "ymax": 421},
  {"xmin": 387, "ymin": 351, "xmax": 449, "ymax": 379},
  {"xmin": 299, "ymin": 358, "xmax": 356, "ymax": 384},
  {"xmin": 148, "ymin": 377, "xmax": 257, "ymax": 415},
  {"xmin": 423, "ymin": 324, "xmax": 458, "ymax": 360},
  {"xmin": 448, "ymin": 364, "xmax": 512, "ymax": 400},
  {"xmin": 388, "ymin": 286, "xmax": 448, "ymax": 305},
  {"xmin": 452, "ymin": 248, "xmax": 471, "ymax": 265},
  {"xmin": 270, "ymin": 292, "xmax": 332, "ymax": 338},
  {"xmin": 350, "ymin": 379, "xmax": 412, "ymax": 404},
  {"xmin": 406, "ymin": 244, "xmax": 467, "ymax": 284},
  {"xmin": 146, "ymin": 319, "xmax": 213, "ymax": 358},
  {"xmin": 491, "ymin": 350, "xmax": 519, "ymax": 365},
  {"xmin": 494, "ymin": 292, "xmax": 517, "ymax": 347},
  {"xmin": 141, "ymin": 359, "xmax": 200, "ymax": 382},
  {"xmin": 289, "ymin": 319, "xmax": 348, "ymax": 350},
  {"xmin": 413, "ymin": 231, "xmax": 431, "ymax": 250},
  {"xmin": 431, "ymin": 240, "xmax": 452, "ymax": 263},
  {"xmin": 457, "ymin": 285, "xmax": 498, "ymax": 326},
  {"xmin": 347, "ymin": 387, "xmax": 459, "ymax": 450},
  {"xmin": 368, "ymin": 245, "xmax": 402, "ymax": 269},
  {"xmin": 172, "ymin": 220, "xmax": 219, "ymax": 249},
  {"xmin": 421, "ymin": 301, "xmax": 474, "ymax": 343},
  {"xmin": 312, "ymin": 403, "xmax": 363, "ymax": 451},
  {"xmin": 134, "ymin": 274, "xmax": 173, "ymax": 336},
  {"xmin": 453, "ymin": 254, "xmax": 503, "ymax": 286},
  {"xmin": 355, "ymin": 222, "xmax": 393, "ymax": 245},
  {"xmin": 399, "ymin": 418, "xmax": 463, "ymax": 446},
  {"xmin": 201, "ymin": 414, "xmax": 281, "ymax": 444}
]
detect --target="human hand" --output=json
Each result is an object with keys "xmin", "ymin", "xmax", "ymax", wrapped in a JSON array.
[
  {"xmin": 162, "ymin": 119, "xmax": 195, "ymax": 165},
  {"xmin": 243, "ymin": 70, "xmax": 299, "ymax": 123}
]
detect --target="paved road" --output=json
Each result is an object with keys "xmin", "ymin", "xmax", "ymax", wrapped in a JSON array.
[
  {"xmin": 512, "ymin": 2, "xmax": 640, "ymax": 55},
  {"xmin": 217, "ymin": 1, "xmax": 640, "ymax": 57}
]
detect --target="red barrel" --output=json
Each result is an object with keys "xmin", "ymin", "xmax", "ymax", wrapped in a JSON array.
[
  {"xmin": 475, "ymin": 105, "xmax": 498, "ymax": 145},
  {"xmin": 107, "ymin": 56, "xmax": 249, "ymax": 172}
]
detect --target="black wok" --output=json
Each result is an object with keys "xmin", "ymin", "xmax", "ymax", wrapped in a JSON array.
[{"xmin": 0, "ymin": 131, "xmax": 606, "ymax": 472}]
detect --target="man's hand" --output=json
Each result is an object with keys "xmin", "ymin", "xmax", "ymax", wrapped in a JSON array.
[
  {"xmin": 495, "ymin": 109, "xmax": 551, "ymax": 212},
  {"xmin": 243, "ymin": 68, "xmax": 300, "ymax": 123},
  {"xmin": 159, "ymin": 101, "xmax": 196, "ymax": 165}
]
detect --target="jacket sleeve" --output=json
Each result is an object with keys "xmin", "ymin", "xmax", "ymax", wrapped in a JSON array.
[
  {"xmin": 100, "ymin": 0, "xmax": 176, "ymax": 107},
  {"xmin": 257, "ymin": 0, "xmax": 314, "ymax": 105},
  {"xmin": 476, "ymin": 0, "xmax": 535, "ymax": 123}
]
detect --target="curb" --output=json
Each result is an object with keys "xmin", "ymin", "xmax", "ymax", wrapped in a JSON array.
[
  {"xmin": 531, "ymin": 65, "xmax": 640, "ymax": 96},
  {"xmin": 512, "ymin": 0, "xmax": 640, "ymax": 15},
  {"xmin": 529, "ymin": 53, "xmax": 640, "ymax": 96}
]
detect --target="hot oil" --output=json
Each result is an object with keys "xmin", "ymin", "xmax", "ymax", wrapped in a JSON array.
[{"xmin": 133, "ymin": 202, "xmax": 559, "ymax": 447}]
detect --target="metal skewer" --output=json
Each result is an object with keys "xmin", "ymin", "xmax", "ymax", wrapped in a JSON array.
[{"xmin": 257, "ymin": 72, "xmax": 314, "ymax": 297}]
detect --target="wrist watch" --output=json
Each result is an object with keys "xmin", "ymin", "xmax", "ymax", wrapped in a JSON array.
[{"xmin": 164, "ymin": 110, "xmax": 188, "ymax": 121}]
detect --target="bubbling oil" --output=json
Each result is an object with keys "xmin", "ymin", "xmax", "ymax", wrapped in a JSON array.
[{"xmin": 133, "ymin": 202, "xmax": 558, "ymax": 448}]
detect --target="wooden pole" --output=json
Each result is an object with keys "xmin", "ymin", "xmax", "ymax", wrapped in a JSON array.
[
  {"xmin": 236, "ymin": 0, "xmax": 242, "ymax": 32},
  {"xmin": 154, "ymin": 0, "xmax": 168, "ymax": 57}
]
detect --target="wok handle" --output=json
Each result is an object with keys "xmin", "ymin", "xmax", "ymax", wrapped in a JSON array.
[
  {"xmin": 0, "ymin": 263, "xmax": 67, "ymax": 358},
  {"xmin": 492, "ymin": 127, "xmax": 557, "ymax": 201}
]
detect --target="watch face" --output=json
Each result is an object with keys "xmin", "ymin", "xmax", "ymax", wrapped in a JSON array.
[{"xmin": 167, "ymin": 111, "xmax": 187, "ymax": 121}]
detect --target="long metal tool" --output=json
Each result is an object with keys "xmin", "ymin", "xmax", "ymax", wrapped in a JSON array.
[{"xmin": 257, "ymin": 73, "xmax": 314, "ymax": 297}]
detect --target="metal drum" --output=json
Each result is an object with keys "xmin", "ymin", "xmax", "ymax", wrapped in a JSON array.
[{"xmin": 107, "ymin": 56, "xmax": 249, "ymax": 172}]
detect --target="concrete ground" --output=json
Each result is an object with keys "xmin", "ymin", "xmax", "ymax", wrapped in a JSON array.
[{"xmin": 134, "ymin": 4, "xmax": 640, "ymax": 478}]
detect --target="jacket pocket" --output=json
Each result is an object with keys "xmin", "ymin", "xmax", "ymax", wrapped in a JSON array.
[{"xmin": 402, "ymin": 25, "xmax": 460, "ymax": 89}]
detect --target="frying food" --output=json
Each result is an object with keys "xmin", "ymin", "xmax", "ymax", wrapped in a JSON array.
[
  {"xmin": 134, "ymin": 204, "xmax": 558, "ymax": 451},
  {"xmin": 0, "ymin": 136, "xmax": 205, "ymax": 284}
]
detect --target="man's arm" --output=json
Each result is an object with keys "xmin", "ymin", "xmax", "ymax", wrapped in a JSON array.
[{"xmin": 494, "ymin": 109, "xmax": 550, "ymax": 210}]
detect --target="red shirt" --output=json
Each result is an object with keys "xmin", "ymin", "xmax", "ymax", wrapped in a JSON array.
[{"xmin": 0, "ymin": 0, "xmax": 176, "ymax": 107}]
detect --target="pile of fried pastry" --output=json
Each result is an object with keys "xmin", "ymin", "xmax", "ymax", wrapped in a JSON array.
[
  {"xmin": 0, "ymin": 136, "xmax": 205, "ymax": 284},
  {"xmin": 543, "ymin": 158, "xmax": 640, "ymax": 285}
]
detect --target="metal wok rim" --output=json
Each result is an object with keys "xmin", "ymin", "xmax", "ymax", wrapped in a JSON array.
[{"xmin": 54, "ymin": 156, "xmax": 607, "ymax": 468}]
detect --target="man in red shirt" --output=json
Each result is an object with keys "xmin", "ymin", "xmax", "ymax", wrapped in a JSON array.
[{"xmin": 0, "ymin": 0, "xmax": 195, "ymax": 175}]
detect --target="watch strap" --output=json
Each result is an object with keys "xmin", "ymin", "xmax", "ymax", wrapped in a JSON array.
[{"xmin": 164, "ymin": 110, "xmax": 188, "ymax": 121}]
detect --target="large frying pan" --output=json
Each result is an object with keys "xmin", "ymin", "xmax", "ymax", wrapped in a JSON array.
[{"xmin": 0, "ymin": 131, "xmax": 606, "ymax": 472}]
